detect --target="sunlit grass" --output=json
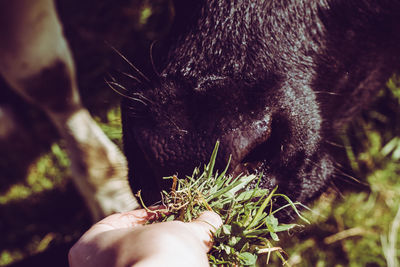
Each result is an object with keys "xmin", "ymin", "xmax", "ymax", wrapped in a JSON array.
[
  {"xmin": 269, "ymin": 76, "xmax": 400, "ymax": 266},
  {"xmin": 0, "ymin": 143, "xmax": 69, "ymax": 205},
  {"xmin": 142, "ymin": 142, "xmax": 308, "ymax": 266},
  {"xmin": 0, "ymin": 251, "xmax": 24, "ymax": 267},
  {"xmin": 0, "ymin": 107, "xmax": 122, "ymax": 267},
  {"xmin": 95, "ymin": 107, "xmax": 124, "ymax": 149}
]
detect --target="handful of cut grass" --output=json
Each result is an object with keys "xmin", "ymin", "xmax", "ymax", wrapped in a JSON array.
[{"xmin": 138, "ymin": 142, "xmax": 308, "ymax": 266}]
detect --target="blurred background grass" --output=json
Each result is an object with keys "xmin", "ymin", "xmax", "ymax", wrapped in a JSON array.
[
  {"xmin": 270, "ymin": 76, "xmax": 400, "ymax": 267},
  {"xmin": 0, "ymin": 1, "xmax": 400, "ymax": 266}
]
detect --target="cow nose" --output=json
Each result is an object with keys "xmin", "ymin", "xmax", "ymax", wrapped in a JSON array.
[{"xmin": 221, "ymin": 115, "xmax": 272, "ymax": 176}]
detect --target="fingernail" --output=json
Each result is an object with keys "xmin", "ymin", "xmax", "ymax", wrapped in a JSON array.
[{"xmin": 195, "ymin": 211, "xmax": 223, "ymax": 232}]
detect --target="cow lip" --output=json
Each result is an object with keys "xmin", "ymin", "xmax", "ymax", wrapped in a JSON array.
[{"xmin": 231, "ymin": 161, "xmax": 264, "ymax": 177}]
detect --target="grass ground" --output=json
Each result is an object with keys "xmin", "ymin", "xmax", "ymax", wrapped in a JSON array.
[
  {"xmin": 0, "ymin": 110, "xmax": 124, "ymax": 267},
  {"xmin": 1, "ymin": 77, "xmax": 400, "ymax": 266},
  {"xmin": 268, "ymin": 76, "xmax": 400, "ymax": 266}
]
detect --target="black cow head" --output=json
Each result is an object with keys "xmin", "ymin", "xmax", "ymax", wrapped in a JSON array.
[{"xmin": 122, "ymin": 0, "xmax": 400, "ymax": 209}]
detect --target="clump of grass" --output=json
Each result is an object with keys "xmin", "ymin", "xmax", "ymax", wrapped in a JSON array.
[{"xmin": 138, "ymin": 142, "xmax": 308, "ymax": 266}]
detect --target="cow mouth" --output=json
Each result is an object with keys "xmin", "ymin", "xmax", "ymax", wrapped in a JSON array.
[
  {"xmin": 232, "ymin": 161, "xmax": 265, "ymax": 177},
  {"xmin": 229, "ymin": 116, "xmax": 290, "ymax": 189},
  {"xmin": 230, "ymin": 143, "xmax": 276, "ymax": 190},
  {"xmin": 129, "ymin": 115, "xmax": 283, "ymax": 205},
  {"xmin": 232, "ymin": 133, "xmax": 272, "ymax": 176}
]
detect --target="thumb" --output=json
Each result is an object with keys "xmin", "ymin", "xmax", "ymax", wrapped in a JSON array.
[
  {"xmin": 187, "ymin": 211, "xmax": 223, "ymax": 252},
  {"xmin": 88, "ymin": 208, "xmax": 162, "ymax": 236}
]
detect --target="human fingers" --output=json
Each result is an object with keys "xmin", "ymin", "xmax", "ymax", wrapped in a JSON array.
[
  {"xmin": 186, "ymin": 211, "xmax": 223, "ymax": 252},
  {"xmin": 88, "ymin": 206, "xmax": 165, "ymax": 236}
]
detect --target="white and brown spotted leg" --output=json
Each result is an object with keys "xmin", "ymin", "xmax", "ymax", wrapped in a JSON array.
[{"xmin": 0, "ymin": 0, "xmax": 138, "ymax": 221}]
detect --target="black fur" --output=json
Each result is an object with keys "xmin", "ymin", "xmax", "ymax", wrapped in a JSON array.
[{"xmin": 122, "ymin": 0, "xmax": 400, "ymax": 208}]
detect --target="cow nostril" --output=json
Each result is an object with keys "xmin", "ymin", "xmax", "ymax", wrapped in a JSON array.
[
  {"xmin": 242, "ymin": 139, "xmax": 272, "ymax": 164},
  {"xmin": 231, "ymin": 139, "xmax": 272, "ymax": 177},
  {"xmin": 231, "ymin": 116, "xmax": 289, "ymax": 176},
  {"xmin": 227, "ymin": 118, "xmax": 272, "ymax": 176}
]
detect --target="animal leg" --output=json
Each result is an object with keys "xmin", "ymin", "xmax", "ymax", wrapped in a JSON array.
[{"xmin": 0, "ymin": 0, "xmax": 139, "ymax": 220}]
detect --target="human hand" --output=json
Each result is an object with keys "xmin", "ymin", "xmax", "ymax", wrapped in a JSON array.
[{"xmin": 68, "ymin": 209, "xmax": 222, "ymax": 267}]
